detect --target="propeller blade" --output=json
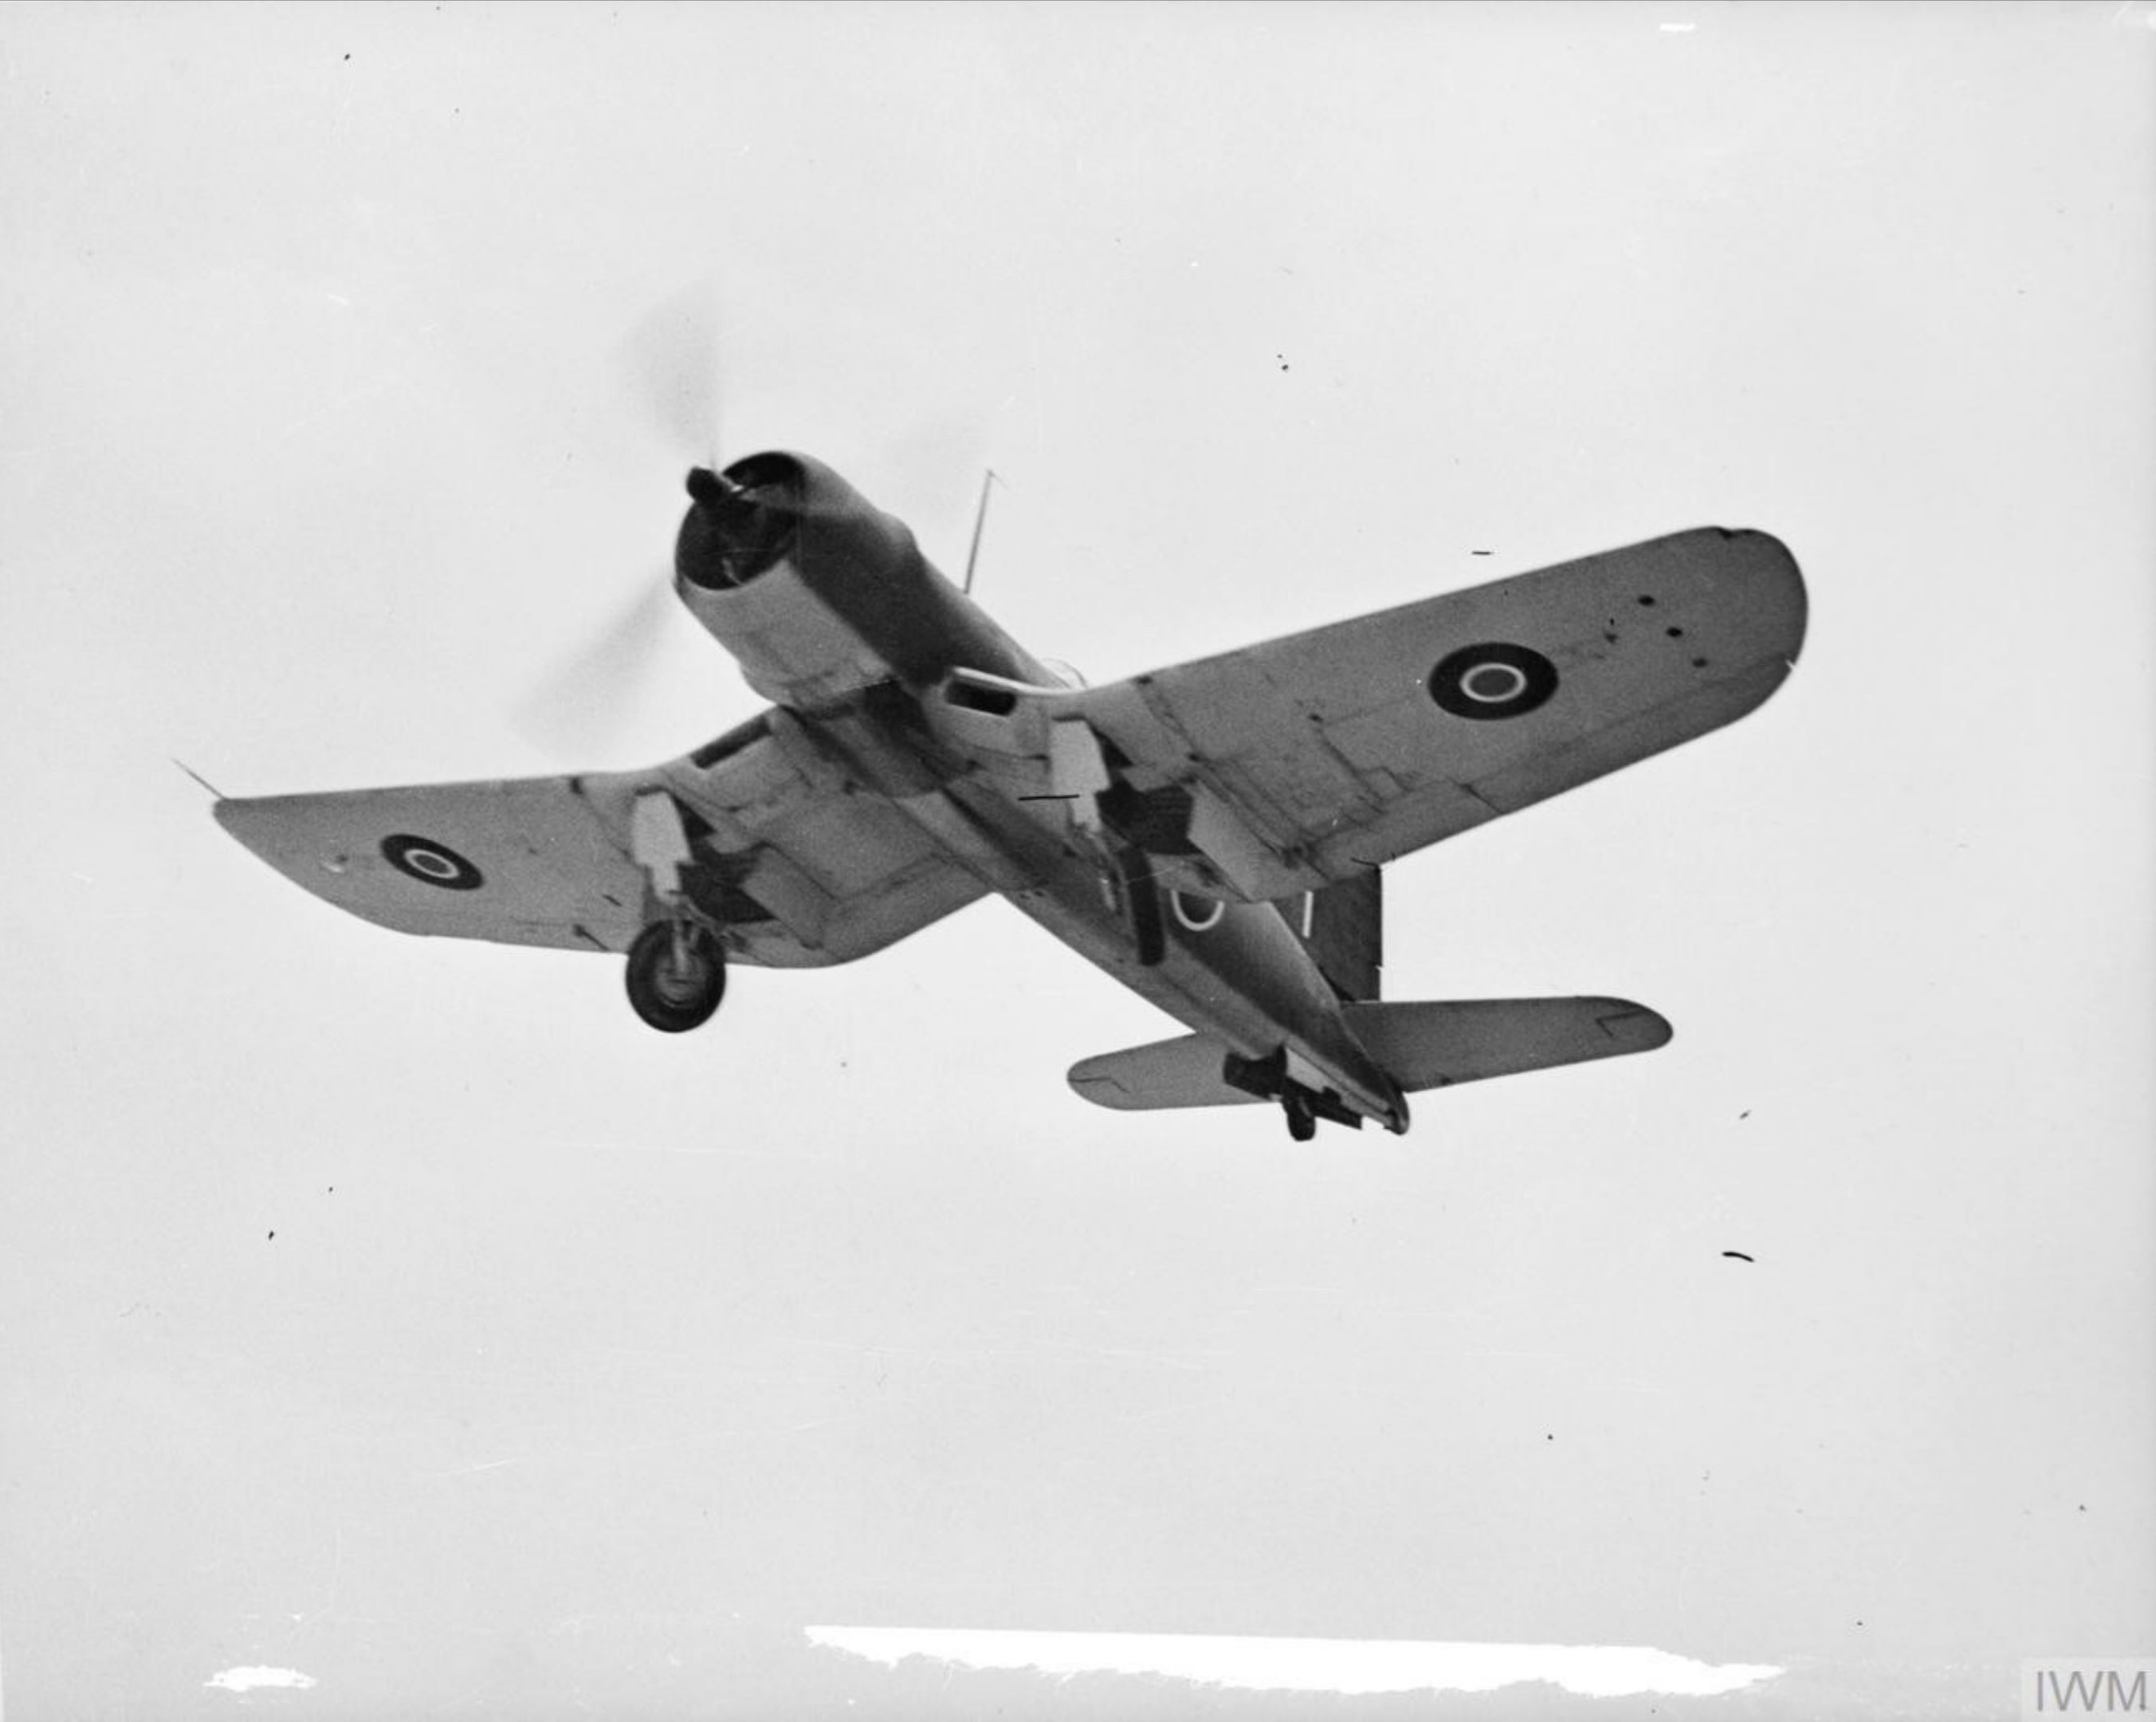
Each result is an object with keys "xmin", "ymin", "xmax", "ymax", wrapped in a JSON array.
[
  {"xmin": 618, "ymin": 284, "xmax": 725, "ymax": 465},
  {"xmin": 512, "ymin": 573, "xmax": 679, "ymax": 759}
]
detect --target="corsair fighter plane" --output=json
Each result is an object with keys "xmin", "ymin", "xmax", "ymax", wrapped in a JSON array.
[{"xmin": 214, "ymin": 454, "xmax": 1806, "ymax": 1139}]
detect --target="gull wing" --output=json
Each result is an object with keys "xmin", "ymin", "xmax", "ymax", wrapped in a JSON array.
[
  {"xmin": 213, "ymin": 710, "xmax": 986, "ymax": 968},
  {"xmin": 1057, "ymin": 528, "xmax": 1805, "ymax": 901}
]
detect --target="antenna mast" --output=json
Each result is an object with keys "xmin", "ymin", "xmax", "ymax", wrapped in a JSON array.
[{"xmin": 962, "ymin": 468, "xmax": 1002, "ymax": 595}]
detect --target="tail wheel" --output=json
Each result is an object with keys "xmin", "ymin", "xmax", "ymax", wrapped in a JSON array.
[
  {"xmin": 625, "ymin": 919, "xmax": 726, "ymax": 1033},
  {"xmin": 1284, "ymin": 1091, "xmax": 1318, "ymax": 1142}
]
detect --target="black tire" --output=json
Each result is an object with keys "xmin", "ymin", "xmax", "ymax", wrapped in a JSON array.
[
  {"xmin": 1285, "ymin": 1095, "xmax": 1318, "ymax": 1142},
  {"xmin": 625, "ymin": 920, "xmax": 727, "ymax": 1033}
]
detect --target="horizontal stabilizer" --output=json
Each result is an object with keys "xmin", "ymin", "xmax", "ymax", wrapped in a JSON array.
[
  {"xmin": 1341, "ymin": 997, "xmax": 1671, "ymax": 1091},
  {"xmin": 1068, "ymin": 1034, "xmax": 1263, "ymax": 1112},
  {"xmin": 1066, "ymin": 996, "xmax": 1668, "ymax": 1114}
]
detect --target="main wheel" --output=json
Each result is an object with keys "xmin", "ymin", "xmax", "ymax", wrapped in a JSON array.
[{"xmin": 625, "ymin": 919, "xmax": 727, "ymax": 1033}]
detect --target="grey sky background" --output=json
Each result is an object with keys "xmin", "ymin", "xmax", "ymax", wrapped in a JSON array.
[{"xmin": 2, "ymin": 3, "xmax": 2150, "ymax": 1717}]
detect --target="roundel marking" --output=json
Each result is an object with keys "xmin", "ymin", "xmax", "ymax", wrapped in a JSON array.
[
  {"xmin": 381, "ymin": 833, "xmax": 485, "ymax": 891},
  {"xmin": 1170, "ymin": 890, "xmax": 1226, "ymax": 933},
  {"xmin": 1428, "ymin": 642, "xmax": 1559, "ymax": 721},
  {"xmin": 1461, "ymin": 662, "xmax": 1529, "ymax": 703}
]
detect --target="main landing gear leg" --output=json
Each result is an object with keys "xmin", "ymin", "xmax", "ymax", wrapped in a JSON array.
[{"xmin": 623, "ymin": 788, "xmax": 726, "ymax": 1033}]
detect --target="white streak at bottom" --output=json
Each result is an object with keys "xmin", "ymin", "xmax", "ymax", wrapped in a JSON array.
[
  {"xmin": 206, "ymin": 1666, "xmax": 318, "ymax": 1693},
  {"xmin": 807, "ymin": 1626, "xmax": 1781, "ymax": 1698}
]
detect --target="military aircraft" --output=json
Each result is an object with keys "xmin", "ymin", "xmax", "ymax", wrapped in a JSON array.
[{"xmin": 213, "ymin": 452, "xmax": 1805, "ymax": 1139}]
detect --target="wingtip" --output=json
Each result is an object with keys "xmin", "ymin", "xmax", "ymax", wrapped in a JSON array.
[
  {"xmin": 209, "ymin": 792, "xmax": 280, "ymax": 858},
  {"xmin": 1592, "ymin": 998, "xmax": 1674, "ymax": 1052},
  {"xmin": 1702, "ymin": 526, "xmax": 1808, "ymax": 675}
]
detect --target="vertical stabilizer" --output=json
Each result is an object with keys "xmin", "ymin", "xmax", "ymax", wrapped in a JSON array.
[{"xmin": 1300, "ymin": 870, "xmax": 1381, "ymax": 1001}]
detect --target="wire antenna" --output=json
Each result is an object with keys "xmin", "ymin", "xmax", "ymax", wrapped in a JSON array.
[
  {"xmin": 171, "ymin": 757, "xmax": 226, "ymax": 798},
  {"xmin": 962, "ymin": 468, "xmax": 1003, "ymax": 596}
]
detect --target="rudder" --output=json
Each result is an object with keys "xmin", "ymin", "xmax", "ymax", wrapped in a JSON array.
[{"xmin": 1297, "ymin": 870, "xmax": 1381, "ymax": 1001}]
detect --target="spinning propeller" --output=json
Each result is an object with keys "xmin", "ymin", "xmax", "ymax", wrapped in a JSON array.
[
  {"xmin": 622, "ymin": 282, "xmax": 727, "ymax": 470},
  {"xmin": 516, "ymin": 288, "xmax": 998, "ymax": 758},
  {"xmin": 512, "ymin": 288, "xmax": 732, "ymax": 757}
]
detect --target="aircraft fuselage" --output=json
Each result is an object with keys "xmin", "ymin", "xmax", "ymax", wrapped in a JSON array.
[{"xmin": 670, "ymin": 454, "xmax": 1405, "ymax": 1130}]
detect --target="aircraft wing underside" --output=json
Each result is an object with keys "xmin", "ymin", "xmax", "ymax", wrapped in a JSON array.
[
  {"xmin": 214, "ymin": 710, "xmax": 987, "ymax": 968},
  {"xmin": 1036, "ymin": 528, "xmax": 1805, "ymax": 902}
]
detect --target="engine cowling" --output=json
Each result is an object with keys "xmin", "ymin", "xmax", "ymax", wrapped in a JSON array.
[{"xmin": 671, "ymin": 452, "xmax": 1049, "ymax": 712}]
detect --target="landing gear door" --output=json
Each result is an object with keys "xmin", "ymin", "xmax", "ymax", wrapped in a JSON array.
[{"xmin": 1047, "ymin": 718, "xmax": 1111, "ymax": 834}]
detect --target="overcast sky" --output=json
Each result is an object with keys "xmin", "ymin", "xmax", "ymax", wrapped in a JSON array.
[{"xmin": 3, "ymin": 4, "xmax": 2151, "ymax": 1717}]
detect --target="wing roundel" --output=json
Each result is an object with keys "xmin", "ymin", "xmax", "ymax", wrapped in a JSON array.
[{"xmin": 1427, "ymin": 643, "xmax": 1561, "ymax": 721}]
